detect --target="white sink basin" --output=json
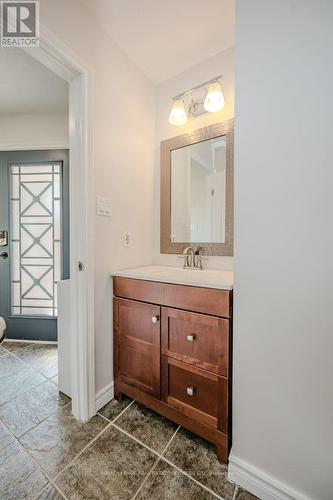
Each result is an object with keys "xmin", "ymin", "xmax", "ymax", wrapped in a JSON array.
[{"xmin": 111, "ymin": 265, "xmax": 233, "ymax": 290}]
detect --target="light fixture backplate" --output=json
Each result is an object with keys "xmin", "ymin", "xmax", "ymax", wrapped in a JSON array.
[{"xmin": 172, "ymin": 75, "xmax": 223, "ymax": 122}]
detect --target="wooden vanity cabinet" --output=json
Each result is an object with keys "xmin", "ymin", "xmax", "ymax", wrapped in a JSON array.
[{"xmin": 113, "ymin": 276, "xmax": 232, "ymax": 462}]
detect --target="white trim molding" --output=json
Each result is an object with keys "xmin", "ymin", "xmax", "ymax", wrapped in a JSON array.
[
  {"xmin": 3, "ymin": 339, "xmax": 57, "ymax": 345},
  {"xmin": 0, "ymin": 144, "xmax": 69, "ymax": 151},
  {"xmin": 228, "ymin": 456, "xmax": 314, "ymax": 500},
  {"xmin": 95, "ymin": 382, "xmax": 115, "ymax": 412},
  {"xmin": 24, "ymin": 25, "xmax": 96, "ymax": 422}
]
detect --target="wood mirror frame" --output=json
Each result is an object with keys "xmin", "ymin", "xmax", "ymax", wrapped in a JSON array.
[{"xmin": 160, "ymin": 119, "xmax": 234, "ymax": 256}]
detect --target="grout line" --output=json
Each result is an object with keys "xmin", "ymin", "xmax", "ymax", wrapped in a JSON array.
[
  {"xmin": 31, "ymin": 479, "xmax": 68, "ymax": 500},
  {"xmin": 160, "ymin": 425, "xmax": 180, "ymax": 456},
  {"xmin": 131, "ymin": 457, "xmax": 162, "ymax": 500},
  {"xmin": 131, "ymin": 425, "xmax": 181, "ymax": 500},
  {"xmin": 97, "ymin": 412, "xmax": 110, "ymax": 423},
  {"xmin": 111, "ymin": 422, "xmax": 161, "ymax": 458},
  {"xmin": 2, "ymin": 342, "xmax": 57, "ymax": 372},
  {"xmin": 159, "ymin": 456, "xmax": 224, "ymax": 500},
  {"xmin": 0, "ymin": 378, "xmax": 48, "ymax": 407},
  {"xmin": 1, "ymin": 344, "xmax": 50, "ymax": 374},
  {"xmin": 0, "ymin": 345, "xmax": 59, "ymax": 406},
  {"xmin": 0, "ymin": 370, "xmax": 49, "ymax": 408},
  {"xmin": 111, "ymin": 398, "xmax": 135, "ymax": 423},
  {"xmin": 232, "ymin": 484, "xmax": 239, "ymax": 500},
  {"xmin": 112, "ymin": 422, "xmax": 223, "ymax": 500}
]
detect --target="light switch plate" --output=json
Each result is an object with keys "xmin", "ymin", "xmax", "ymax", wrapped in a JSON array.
[{"xmin": 96, "ymin": 196, "xmax": 111, "ymax": 217}]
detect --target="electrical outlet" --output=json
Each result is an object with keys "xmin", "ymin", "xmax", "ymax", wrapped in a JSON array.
[{"xmin": 124, "ymin": 231, "xmax": 131, "ymax": 247}]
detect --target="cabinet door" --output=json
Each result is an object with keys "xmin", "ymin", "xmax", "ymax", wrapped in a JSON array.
[
  {"xmin": 161, "ymin": 307, "xmax": 229, "ymax": 376},
  {"xmin": 114, "ymin": 298, "xmax": 161, "ymax": 398}
]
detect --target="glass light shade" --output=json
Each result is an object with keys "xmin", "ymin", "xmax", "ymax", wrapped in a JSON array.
[
  {"xmin": 204, "ymin": 81, "xmax": 225, "ymax": 113},
  {"xmin": 169, "ymin": 99, "xmax": 187, "ymax": 126}
]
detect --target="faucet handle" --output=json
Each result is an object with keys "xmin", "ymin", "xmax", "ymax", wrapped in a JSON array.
[
  {"xmin": 194, "ymin": 247, "xmax": 204, "ymax": 270},
  {"xmin": 195, "ymin": 254, "xmax": 203, "ymax": 270}
]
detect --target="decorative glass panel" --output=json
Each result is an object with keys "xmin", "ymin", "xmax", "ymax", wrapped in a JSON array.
[{"xmin": 10, "ymin": 163, "xmax": 62, "ymax": 317}]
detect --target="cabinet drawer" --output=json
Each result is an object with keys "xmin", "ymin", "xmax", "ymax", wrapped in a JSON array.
[
  {"xmin": 114, "ymin": 298, "xmax": 161, "ymax": 398},
  {"xmin": 161, "ymin": 308, "xmax": 229, "ymax": 376},
  {"xmin": 161, "ymin": 356, "xmax": 228, "ymax": 432},
  {"xmin": 114, "ymin": 277, "xmax": 231, "ymax": 318}
]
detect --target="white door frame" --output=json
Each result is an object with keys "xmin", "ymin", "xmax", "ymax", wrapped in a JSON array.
[{"xmin": 19, "ymin": 26, "xmax": 96, "ymax": 421}]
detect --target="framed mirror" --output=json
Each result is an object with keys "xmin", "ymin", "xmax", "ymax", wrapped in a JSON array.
[{"xmin": 160, "ymin": 119, "xmax": 234, "ymax": 256}]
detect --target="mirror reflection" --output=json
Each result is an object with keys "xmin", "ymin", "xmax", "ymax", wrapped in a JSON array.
[{"xmin": 171, "ymin": 135, "xmax": 227, "ymax": 243}]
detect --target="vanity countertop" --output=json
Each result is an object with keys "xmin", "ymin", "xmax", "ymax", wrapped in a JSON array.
[{"xmin": 110, "ymin": 265, "xmax": 233, "ymax": 290}]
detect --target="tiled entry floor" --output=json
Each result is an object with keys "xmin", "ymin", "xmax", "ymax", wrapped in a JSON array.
[{"xmin": 0, "ymin": 342, "xmax": 258, "ymax": 500}]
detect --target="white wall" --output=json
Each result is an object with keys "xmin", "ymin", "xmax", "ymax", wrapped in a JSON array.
[
  {"xmin": 154, "ymin": 48, "xmax": 234, "ymax": 269},
  {"xmin": 231, "ymin": 2, "xmax": 333, "ymax": 500},
  {"xmin": 40, "ymin": 0, "xmax": 155, "ymax": 394},
  {"xmin": 0, "ymin": 113, "xmax": 68, "ymax": 149}
]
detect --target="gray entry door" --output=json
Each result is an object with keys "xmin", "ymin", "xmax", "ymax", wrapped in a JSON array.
[{"xmin": 0, "ymin": 150, "xmax": 69, "ymax": 341}]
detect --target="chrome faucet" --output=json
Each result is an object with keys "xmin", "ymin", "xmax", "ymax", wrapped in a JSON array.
[
  {"xmin": 182, "ymin": 246, "xmax": 203, "ymax": 270},
  {"xmin": 182, "ymin": 246, "xmax": 195, "ymax": 269}
]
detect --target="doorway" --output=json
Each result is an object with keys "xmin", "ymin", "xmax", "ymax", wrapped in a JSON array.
[
  {"xmin": 0, "ymin": 32, "xmax": 95, "ymax": 421},
  {"xmin": 0, "ymin": 149, "xmax": 69, "ymax": 341}
]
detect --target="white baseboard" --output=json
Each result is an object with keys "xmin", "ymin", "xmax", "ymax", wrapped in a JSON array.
[
  {"xmin": 95, "ymin": 382, "xmax": 114, "ymax": 412},
  {"xmin": 228, "ymin": 456, "xmax": 313, "ymax": 500},
  {"xmin": 4, "ymin": 338, "xmax": 58, "ymax": 345}
]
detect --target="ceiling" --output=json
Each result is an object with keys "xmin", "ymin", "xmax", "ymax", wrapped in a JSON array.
[
  {"xmin": 0, "ymin": 48, "xmax": 69, "ymax": 116},
  {"xmin": 83, "ymin": 0, "xmax": 234, "ymax": 84}
]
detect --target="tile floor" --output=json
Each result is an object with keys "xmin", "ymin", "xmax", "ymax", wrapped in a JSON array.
[{"xmin": 0, "ymin": 341, "xmax": 258, "ymax": 500}]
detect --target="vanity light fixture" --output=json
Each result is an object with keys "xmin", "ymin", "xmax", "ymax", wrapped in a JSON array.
[
  {"xmin": 168, "ymin": 75, "xmax": 224, "ymax": 126},
  {"xmin": 204, "ymin": 81, "xmax": 225, "ymax": 113},
  {"xmin": 169, "ymin": 99, "xmax": 187, "ymax": 126}
]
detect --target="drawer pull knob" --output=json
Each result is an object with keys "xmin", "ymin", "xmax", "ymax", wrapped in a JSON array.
[
  {"xmin": 186, "ymin": 386, "xmax": 195, "ymax": 397},
  {"xmin": 151, "ymin": 315, "xmax": 159, "ymax": 324},
  {"xmin": 187, "ymin": 335, "xmax": 195, "ymax": 342}
]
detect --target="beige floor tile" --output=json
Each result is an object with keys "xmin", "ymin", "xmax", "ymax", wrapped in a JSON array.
[
  {"xmin": 56, "ymin": 425, "xmax": 158, "ymax": 500},
  {"xmin": 0, "ymin": 365, "xmax": 46, "ymax": 405},
  {"xmin": 0, "ymin": 353, "xmax": 26, "ymax": 378},
  {"xmin": 98, "ymin": 395, "xmax": 132, "ymax": 421},
  {"xmin": 13, "ymin": 343, "xmax": 58, "ymax": 378},
  {"xmin": 164, "ymin": 427, "xmax": 235, "ymax": 499},
  {"xmin": 136, "ymin": 459, "xmax": 216, "ymax": 500},
  {"xmin": 115, "ymin": 401, "xmax": 178, "ymax": 453},
  {"xmin": 20, "ymin": 405, "xmax": 108, "ymax": 478},
  {"xmin": 0, "ymin": 421, "xmax": 48, "ymax": 500},
  {"xmin": 0, "ymin": 380, "xmax": 70, "ymax": 437}
]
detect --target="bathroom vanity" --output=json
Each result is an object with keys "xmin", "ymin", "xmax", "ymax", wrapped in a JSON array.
[
  {"xmin": 112, "ymin": 119, "xmax": 234, "ymax": 462},
  {"xmin": 112, "ymin": 266, "xmax": 233, "ymax": 462}
]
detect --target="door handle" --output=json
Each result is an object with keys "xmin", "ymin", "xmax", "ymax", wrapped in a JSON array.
[
  {"xmin": 151, "ymin": 315, "xmax": 159, "ymax": 324},
  {"xmin": 0, "ymin": 252, "xmax": 8, "ymax": 259}
]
